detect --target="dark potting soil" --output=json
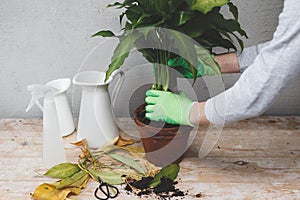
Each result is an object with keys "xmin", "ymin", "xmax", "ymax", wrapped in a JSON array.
[
  {"xmin": 125, "ymin": 176, "xmax": 187, "ymax": 199},
  {"xmin": 136, "ymin": 105, "xmax": 179, "ymax": 129},
  {"xmin": 130, "ymin": 177, "xmax": 154, "ymax": 190}
]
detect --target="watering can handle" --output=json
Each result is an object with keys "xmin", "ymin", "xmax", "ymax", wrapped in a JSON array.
[{"xmin": 110, "ymin": 69, "xmax": 125, "ymax": 108}]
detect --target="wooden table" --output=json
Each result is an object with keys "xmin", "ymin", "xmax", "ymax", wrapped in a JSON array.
[{"xmin": 1, "ymin": 117, "xmax": 300, "ymax": 200}]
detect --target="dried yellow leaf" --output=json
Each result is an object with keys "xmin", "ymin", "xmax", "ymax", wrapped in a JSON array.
[
  {"xmin": 70, "ymin": 140, "xmax": 84, "ymax": 147},
  {"xmin": 31, "ymin": 183, "xmax": 81, "ymax": 200},
  {"xmin": 115, "ymin": 136, "xmax": 136, "ymax": 147},
  {"xmin": 122, "ymin": 146, "xmax": 145, "ymax": 154}
]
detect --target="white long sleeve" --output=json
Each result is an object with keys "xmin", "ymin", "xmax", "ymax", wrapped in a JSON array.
[
  {"xmin": 205, "ymin": 0, "xmax": 300, "ymax": 125},
  {"xmin": 238, "ymin": 41, "xmax": 270, "ymax": 72}
]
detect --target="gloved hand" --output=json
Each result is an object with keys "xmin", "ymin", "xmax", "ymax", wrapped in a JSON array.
[
  {"xmin": 145, "ymin": 90, "xmax": 194, "ymax": 126},
  {"xmin": 168, "ymin": 56, "xmax": 217, "ymax": 78}
]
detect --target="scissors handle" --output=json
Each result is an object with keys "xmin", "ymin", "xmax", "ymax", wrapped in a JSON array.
[
  {"xmin": 107, "ymin": 185, "xmax": 119, "ymax": 198},
  {"xmin": 94, "ymin": 177, "xmax": 119, "ymax": 200},
  {"xmin": 94, "ymin": 186, "xmax": 109, "ymax": 200}
]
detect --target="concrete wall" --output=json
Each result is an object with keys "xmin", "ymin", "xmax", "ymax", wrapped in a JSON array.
[{"xmin": 1, "ymin": 0, "xmax": 299, "ymax": 119}]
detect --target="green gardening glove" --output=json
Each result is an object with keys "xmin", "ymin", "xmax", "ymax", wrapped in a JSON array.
[
  {"xmin": 168, "ymin": 56, "xmax": 216, "ymax": 78},
  {"xmin": 145, "ymin": 90, "xmax": 194, "ymax": 126}
]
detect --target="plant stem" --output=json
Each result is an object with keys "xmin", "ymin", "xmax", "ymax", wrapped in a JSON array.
[{"xmin": 152, "ymin": 28, "xmax": 171, "ymax": 91}]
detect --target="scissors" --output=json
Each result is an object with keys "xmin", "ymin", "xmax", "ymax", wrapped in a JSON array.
[{"xmin": 94, "ymin": 177, "xmax": 119, "ymax": 200}]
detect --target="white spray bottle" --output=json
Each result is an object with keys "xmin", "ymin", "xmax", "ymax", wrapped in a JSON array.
[{"xmin": 26, "ymin": 78, "xmax": 75, "ymax": 168}]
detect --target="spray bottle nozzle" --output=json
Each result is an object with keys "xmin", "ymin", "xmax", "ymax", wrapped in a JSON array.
[{"xmin": 26, "ymin": 84, "xmax": 59, "ymax": 112}]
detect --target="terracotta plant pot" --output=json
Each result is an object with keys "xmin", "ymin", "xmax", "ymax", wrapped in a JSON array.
[{"xmin": 133, "ymin": 104, "xmax": 193, "ymax": 167}]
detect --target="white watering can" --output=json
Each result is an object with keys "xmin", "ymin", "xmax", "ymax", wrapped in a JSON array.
[
  {"xmin": 73, "ymin": 70, "xmax": 124, "ymax": 149},
  {"xmin": 26, "ymin": 78, "xmax": 75, "ymax": 168}
]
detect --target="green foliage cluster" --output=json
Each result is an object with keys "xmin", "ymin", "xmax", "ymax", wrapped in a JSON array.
[{"xmin": 93, "ymin": 0, "xmax": 247, "ymax": 89}]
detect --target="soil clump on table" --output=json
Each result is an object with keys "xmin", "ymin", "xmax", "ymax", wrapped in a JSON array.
[{"xmin": 125, "ymin": 176, "xmax": 187, "ymax": 199}]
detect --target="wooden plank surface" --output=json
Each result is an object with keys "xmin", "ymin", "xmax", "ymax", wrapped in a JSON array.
[{"xmin": 0, "ymin": 117, "xmax": 300, "ymax": 200}]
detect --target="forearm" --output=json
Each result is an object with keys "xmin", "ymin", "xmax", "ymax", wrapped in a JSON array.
[
  {"xmin": 190, "ymin": 51, "xmax": 241, "ymax": 125},
  {"xmin": 191, "ymin": 43, "xmax": 271, "ymax": 125},
  {"xmin": 214, "ymin": 52, "xmax": 241, "ymax": 73},
  {"xmin": 189, "ymin": 102, "xmax": 210, "ymax": 125},
  {"xmin": 189, "ymin": 52, "xmax": 241, "ymax": 125},
  {"xmin": 213, "ymin": 41, "xmax": 271, "ymax": 74}
]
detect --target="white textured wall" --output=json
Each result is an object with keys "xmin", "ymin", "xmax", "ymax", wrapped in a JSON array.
[
  {"xmin": 1, "ymin": 0, "xmax": 299, "ymax": 118},
  {"xmin": 0, "ymin": 0, "xmax": 121, "ymax": 117}
]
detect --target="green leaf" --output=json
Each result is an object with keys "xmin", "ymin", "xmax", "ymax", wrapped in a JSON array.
[
  {"xmin": 188, "ymin": 0, "xmax": 229, "ymax": 14},
  {"xmin": 209, "ymin": 11, "xmax": 246, "ymax": 50},
  {"xmin": 202, "ymin": 29, "xmax": 236, "ymax": 50},
  {"xmin": 123, "ymin": 0, "xmax": 136, "ymax": 6},
  {"xmin": 169, "ymin": 0, "xmax": 187, "ymax": 13},
  {"xmin": 182, "ymin": 14, "xmax": 209, "ymax": 38},
  {"xmin": 196, "ymin": 38, "xmax": 213, "ymax": 50},
  {"xmin": 57, "ymin": 170, "xmax": 89, "ymax": 190},
  {"xmin": 222, "ymin": 31, "xmax": 244, "ymax": 51},
  {"xmin": 137, "ymin": 27, "xmax": 154, "ymax": 40},
  {"xmin": 107, "ymin": 2, "xmax": 124, "ymax": 8},
  {"xmin": 125, "ymin": 5, "xmax": 144, "ymax": 25},
  {"xmin": 133, "ymin": 13, "xmax": 152, "ymax": 28},
  {"xmin": 170, "ymin": 30, "xmax": 199, "ymax": 82},
  {"xmin": 147, "ymin": 0, "xmax": 169, "ymax": 14},
  {"xmin": 223, "ymin": 19, "xmax": 247, "ymax": 38},
  {"xmin": 178, "ymin": 11, "xmax": 192, "ymax": 26},
  {"xmin": 209, "ymin": 12, "xmax": 247, "ymax": 38},
  {"xmin": 231, "ymin": 32, "xmax": 244, "ymax": 50},
  {"xmin": 88, "ymin": 169, "xmax": 124, "ymax": 185},
  {"xmin": 105, "ymin": 31, "xmax": 142, "ymax": 81},
  {"xmin": 150, "ymin": 164, "xmax": 180, "ymax": 188},
  {"xmin": 137, "ymin": 48, "xmax": 157, "ymax": 63},
  {"xmin": 119, "ymin": 12, "xmax": 126, "ymax": 26},
  {"xmin": 125, "ymin": 22, "xmax": 133, "ymax": 30},
  {"xmin": 44, "ymin": 163, "xmax": 80, "ymax": 179},
  {"xmin": 108, "ymin": 153, "xmax": 146, "ymax": 175},
  {"xmin": 108, "ymin": 0, "xmax": 135, "ymax": 8},
  {"xmin": 91, "ymin": 30, "xmax": 115, "ymax": 38},
  {"xmin": 195, "ymin": 45, "xmax": 221, "ymax": 75},
  {"xmin": 228, "ymin": 2, "xmax": 238, "ymax": 20}
]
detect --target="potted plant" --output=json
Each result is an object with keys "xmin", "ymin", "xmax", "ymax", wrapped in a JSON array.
[{"xmin": 93, "ymin": 0, "xmax": 247, "ymax": 166}]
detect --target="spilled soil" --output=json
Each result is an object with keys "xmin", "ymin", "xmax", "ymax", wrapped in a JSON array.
[{"xmin": 125, "ymin": 176, "xmax": 187, "ymax": 199}]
